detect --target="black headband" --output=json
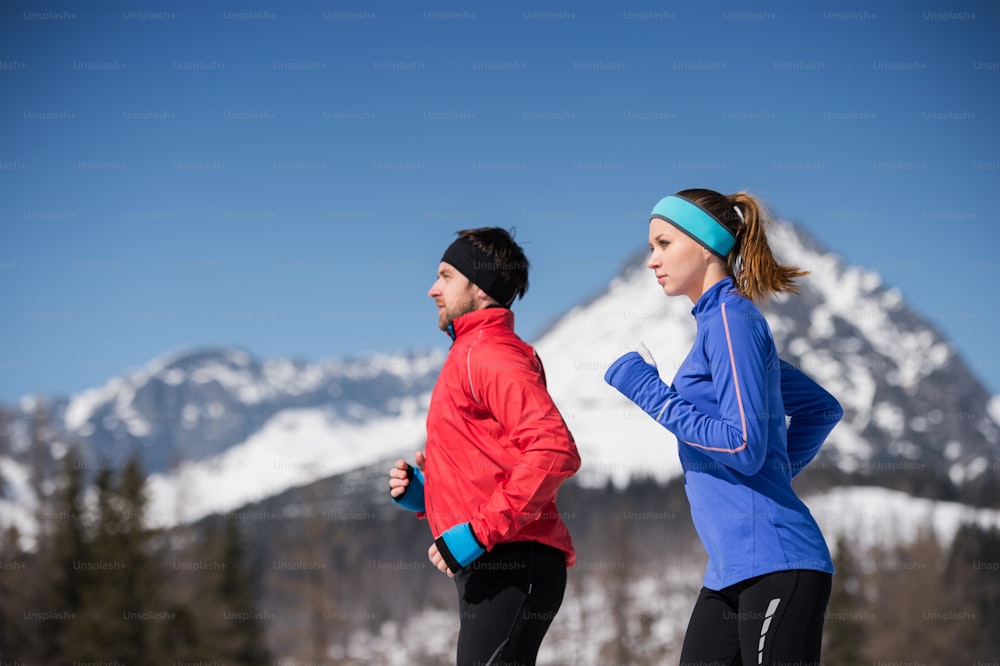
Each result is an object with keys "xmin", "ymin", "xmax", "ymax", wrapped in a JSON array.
[{"xmin": 441, "ymin": 237, "xmax": 520, "ymax": 307}]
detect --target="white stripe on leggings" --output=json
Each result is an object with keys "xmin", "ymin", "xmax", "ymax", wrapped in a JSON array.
[{"xmin": 757, "ymin": 597, "xmax": 781, "ymax": 665}]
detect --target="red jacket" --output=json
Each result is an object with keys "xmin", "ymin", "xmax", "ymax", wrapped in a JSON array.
[{"xmin": 423, "ymin": 307, "xmax": 580, "ymax": 566}]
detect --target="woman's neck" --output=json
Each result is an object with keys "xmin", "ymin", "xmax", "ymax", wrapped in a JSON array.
[{"xmin": 686, "ymin": 265, "xmax": 730, "ymax": 304}]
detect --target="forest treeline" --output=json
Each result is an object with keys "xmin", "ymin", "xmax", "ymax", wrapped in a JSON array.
[
  {"xmin": 0, "ymin": 453, "xmax": 270, "ymax": 664},
  {"xmin": 1, "ymin": 450, "xmax": 998, "ymax": 663}
]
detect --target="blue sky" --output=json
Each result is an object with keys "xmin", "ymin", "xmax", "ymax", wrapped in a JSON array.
[{"xmin": 2, "ymin": 0, "xmax": 998, "ymax": 402}]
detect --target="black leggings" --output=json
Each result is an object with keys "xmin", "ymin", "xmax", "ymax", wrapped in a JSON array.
[
  {"xmin": 680, "ymin": 569, "xmax": 832, "ymax": 666},
  {"xmin": 454, "ymin": 541, "xmax": 567, "ymax": 666}
]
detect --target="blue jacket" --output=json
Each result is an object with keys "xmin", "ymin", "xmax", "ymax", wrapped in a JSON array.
[{"xmin": 605, "ymin": 277, "xmax": 842, "ymax": 590}]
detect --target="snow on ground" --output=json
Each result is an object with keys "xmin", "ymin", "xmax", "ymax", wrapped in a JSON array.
[
  {"xmin": 315, "ymin": 485, "xmax": 1000, "ymax": 665},
  {"xmin": 807, "ymin": 485, "xmax": 1000, "ymax": 559},
  {"xmin": 326, "ymin": 558, "xmax": 705, "ymax": 666},
  {"xmin": 145, "ymin": 404, "xmax": 428, "ymax": 527}
]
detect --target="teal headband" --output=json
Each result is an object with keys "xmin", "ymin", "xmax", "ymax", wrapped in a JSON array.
[{"xmin": 650, "ymin": 195, "xmax": 736, "ymax": 258}]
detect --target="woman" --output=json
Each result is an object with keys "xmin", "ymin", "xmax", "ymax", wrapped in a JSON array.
[{"xmin": 604, "ymin": 188, "xmax": 843, "ymax": 665}]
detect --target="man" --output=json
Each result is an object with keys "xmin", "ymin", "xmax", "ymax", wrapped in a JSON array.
[{"xmin": 388, "ymin": 227, "xmax": 581, "ymax": 666}]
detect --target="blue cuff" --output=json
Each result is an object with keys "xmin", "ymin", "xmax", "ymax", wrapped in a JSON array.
[
  {"xmin": 605, "ymin": 350, "xmax": 642, "ymax": 381},
  {"xmin": 604, "ymin": 351, "xmax": 652, "ymax": 397},
  {"xmin": 390, "ymin": 465, "xmax": 426, "ymax": 513},
  {"xmin": 605, "ymin": 352, "xmax": 671, "ymax": 417},
  {"xmin": 435, "ymin": 522, "xmax": 486, "ymax": 572}
]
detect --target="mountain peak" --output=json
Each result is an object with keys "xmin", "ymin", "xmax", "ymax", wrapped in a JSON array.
[
  {"xmin": 157, "ymin": 346, "xmax": 257, "ymax": 373},
  {"xmin": 535, "ymin": 219, "xmax": 999, "ymax": 495}
]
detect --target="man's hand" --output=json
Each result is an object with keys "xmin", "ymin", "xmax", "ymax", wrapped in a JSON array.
[
  {"xmin": 388, "ymin": 451, "xmax": 427, "ymax": 513},
  {"xmin": 388, "ymin": 450, "xmax": 425, "ymax": 498},
  {"xmin": 388, "ymin": 459, "xmax": 409, "ymax": 499},
  {"xmin": 432, "ymin": 523, "xmax": 486, "ymax": 575},
  {"xmin": 427, "ymin": 542, "xmax": 455, "ymax": 578}
]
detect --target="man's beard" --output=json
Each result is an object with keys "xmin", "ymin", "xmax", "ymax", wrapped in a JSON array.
[{"xmin": 438, "ymin": 294, "xmax": 477, "ymax": 331}]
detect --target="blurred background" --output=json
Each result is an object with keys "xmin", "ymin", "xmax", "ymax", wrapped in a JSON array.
[{"xmin": 2, "ymin": 1, "xmax": 998, "ymax": 664}]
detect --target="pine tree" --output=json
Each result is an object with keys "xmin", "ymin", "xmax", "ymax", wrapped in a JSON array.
[
  {"xmin": 0, "ymin": 525, "xmax": 30, "ymax": 658},
  {"xmin": 215, "ymin": 516, "xmax": 271, "ymax": 664},
  {"xmin": 153, "ymin": 519, "xmax": 218, "ymax": 662},
  {"xmin": 864, "ymin": 530, "xmax": 980, "ymax": 664},
  {"xmin": 298, "ymin": 491, "xmax": 332, "ymax": 662},
  {"xmin": 946, "ymin": 524, "xmax": 1000, "ymax": 659},
  {"xmin": 67, "ymin": 466, "xmax": 123, "ymax": 660},
  {"xmin": 599, "ymin": 492, "xmax": 635, "ymax": 665},
  {"xmin": 116, "ymin": 458, "xmax": 159, "ymax": 662},
  {"xmin": 38, "ymin": 450, "xmax": 90, "ymax": 663},
  {"xmin": 823, "ymin": 535, "xmax": 866, "ymax": 665},
  {"xmin": 66, "ymin": 458, "xmax": 161, "ymax": 662}
]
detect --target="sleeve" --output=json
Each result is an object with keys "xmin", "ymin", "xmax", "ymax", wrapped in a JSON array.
[
  {"xmin": 604, "ymin": 303, "xmax": 771, "ymax": 475},
  {"xmin": 780, "ymin": 359, "xmax": 843, "ymax": 477},
  {"xmin": 389, "ymin": 464, "xmax": 426, "ymax": 513},
  {"xmin": 465, "ymin": 346, "xmax": 581, "ymax": 550},
  {"xmin": 434, "ymin": 523, "xmax": 486, "ymax": 572}
]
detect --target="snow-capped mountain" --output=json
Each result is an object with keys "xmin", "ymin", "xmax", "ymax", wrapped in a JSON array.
[
  {"xmin": 1, "ymin": 348, "xmax": 444, "ymax": 532},
  {"xmin": 62, "ymin": 347, "xmax": 444, "ymax": 473},
  {"xmin": 2, "ymin": 221, "xmax": 998, "ymax": 537},
  {"xmin": 535, "ymin": 222, "xmax": 999, "ymax": 498}
]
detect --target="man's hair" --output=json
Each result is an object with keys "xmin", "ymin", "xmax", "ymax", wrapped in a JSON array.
[{"xmin": 455, "ymin": 227, "xmax": 530, "ymax": 303}]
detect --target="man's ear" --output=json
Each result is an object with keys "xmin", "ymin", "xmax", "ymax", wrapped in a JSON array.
[{"xmin": 474, "ymin": 287, "xmax": 499, "ymax": 308}]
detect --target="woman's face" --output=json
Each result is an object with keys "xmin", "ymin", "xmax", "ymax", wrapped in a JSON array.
[{"xmin": 647, "ymin": 217, "xmax": 711, "ymax": 302}]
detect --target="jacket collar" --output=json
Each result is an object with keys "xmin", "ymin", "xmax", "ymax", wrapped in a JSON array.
[
  {"xmin": 446, "ymin": 306, "xmax": 513, "ymax": 341},
  {"xmin": 691, "ymin": 276, "xmax": 738, "ymax": 318}
]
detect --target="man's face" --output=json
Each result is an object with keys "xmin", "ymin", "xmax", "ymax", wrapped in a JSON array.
[{"xmin": 428, "ymin": 261, "xmax": 478, "ymax": 331}]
